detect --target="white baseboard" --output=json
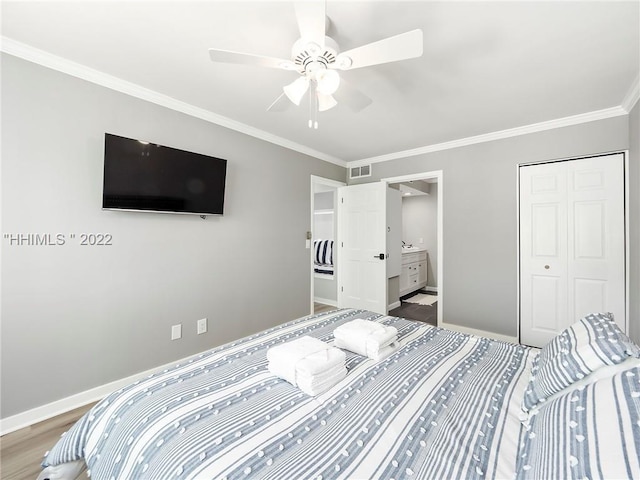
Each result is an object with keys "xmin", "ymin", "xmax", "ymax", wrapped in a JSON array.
[
  {"xmin": 0, "ymin": 353, "xmax": 196, "ymax": 436},
  {"xmin": 388, "ymin": 301, "xmax": 401, "ymax": 310},
  {"xmin": 314, "ymin": 297, "xmax": 337, "ymax": 307},
  {"xmin": 440, "ymin": 321, "xmax": 518, "ymax": 344}
]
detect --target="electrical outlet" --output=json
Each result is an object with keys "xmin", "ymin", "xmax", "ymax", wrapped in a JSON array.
[
  {"xmin": 197, "ymin": 318, "xmax": 208, "ymax": 335},
  {"xmin": 171, "ymin": 324, "xmax": 182, "ymax": 340}
]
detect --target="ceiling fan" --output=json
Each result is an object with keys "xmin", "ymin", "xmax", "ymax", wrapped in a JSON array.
[{"xmin": 208, "ymin": 1, "xmax": 423, "ymax": 128}]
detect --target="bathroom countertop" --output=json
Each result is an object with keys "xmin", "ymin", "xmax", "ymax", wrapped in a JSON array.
[{"xmin": 401, "ymin": 247, "xmax": 427, "ymax": 253}]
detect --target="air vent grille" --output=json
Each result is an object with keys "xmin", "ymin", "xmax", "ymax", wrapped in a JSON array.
[{"xmin": 350, "ymin": 165, "xmax": 371, "ymax": 179}]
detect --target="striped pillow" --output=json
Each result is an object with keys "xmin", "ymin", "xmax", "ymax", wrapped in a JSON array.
[
  {"xmin": 516, "ymin": 365, "xmax": 640, "ymax": 479},
  {"xmin": 522, "ymin": 312, "xmax": 640, "ymax": 413}
]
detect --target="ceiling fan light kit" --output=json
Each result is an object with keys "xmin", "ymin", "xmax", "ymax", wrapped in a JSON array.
[
  {"xmin": 284, "ymin": 76, "xmax": 310, "ymax": 105},
  {"xmin": 208, "ymin": 1, "xmax": 424, "ymax": 128}
]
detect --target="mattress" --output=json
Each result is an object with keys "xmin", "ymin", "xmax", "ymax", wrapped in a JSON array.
[{"xmin": 42, "ymin": 309, "xmax": 536, "ymax": 479}]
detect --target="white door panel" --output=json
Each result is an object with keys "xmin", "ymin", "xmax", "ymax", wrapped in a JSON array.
[
  {"xmin": 520, "ymin": 154, "xmax": 625, "ymax": 347},
  {"xmin": 338, "ymin": 182, "xmax": 387, "ymax": 314}
]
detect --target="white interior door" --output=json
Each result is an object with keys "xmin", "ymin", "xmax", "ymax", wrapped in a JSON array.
[
  {"xmin": 520, "ymin": 154, "xmax": 626, "ymax": 347},
  {"xmin": 337, "ymin": 182, "xmax": 387, "ymax": 314}
]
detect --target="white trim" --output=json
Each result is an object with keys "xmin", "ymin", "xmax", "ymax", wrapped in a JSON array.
[
  {"xmin": 622, "ymin": 74, "xmax": 640, "ymax": 112},
  {"xmin": 422, "ymin": 286, "xmax": 438, "ymax": 294},
  {"xmin": 515, "ymin": 164, "xmax": 522, "ymax": 344},
  {"xmin": 440, "ymin": 322, "xmax": 519, "ymax": 344},
  {"xmin": 0, "ymin": 352, "xmax": 202, "ymax": 435},
  {"xmin": 349, "ymin": 107, "xmax": 628, "ymax": 167},
  {"xmin": 314, "ymin": 297, "xmax": 338, "ymax": 307},
  {"xmin": 0, "ymin": 37, "xmax": 345, "ymax": 168},
  {"xmin": 380, "ymin": 170, "xmax": 444, "ymax": 328},
  {"xmin": 388, "ymin": 300, "xmax": 401, "ymax": 310},
  {"xmin": 624, "ymin": 151, "xmax": 630, "ymax": 335}
]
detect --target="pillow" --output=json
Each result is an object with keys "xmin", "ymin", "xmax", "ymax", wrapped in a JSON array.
[
  {"xmin": 515, "ymin": 364, "xmax": 640, "ymax": 479},
  {"xmin": 521, "ymin": 312, "xmax": 640, "ymax": 413}
]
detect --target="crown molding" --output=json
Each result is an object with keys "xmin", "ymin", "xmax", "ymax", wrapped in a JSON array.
[
  {"xmin": 2, "ymin": 36, "xmax": 633, "ymax": 171},
  {"xmin": 349, "ymin": 106, "xmax": 629, "ymax": 167},
  {"xmin": 621, "ymin": 74, "xmax": 640, "ymax": 113},
  {"xmin": 0, "ymin": 37, "xmax": 346, "ymax": 168}
]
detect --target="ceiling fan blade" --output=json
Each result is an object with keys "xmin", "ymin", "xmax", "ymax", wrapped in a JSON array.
[
  {"xmin": 334, "ymin": 29, "xmax": 423, "ymax": 70},
  {"xmin": 209, "ymin": 48, "xmax": 296, "ymax": 70},
  {"xmin": 267, "ymin": 92, "xmax": 292, "ymax": 112},
  {"xmin": 333, "ymin": 79, "xmax": 373, "ymax": 112},
  {"xmin": 294, "ymin": 1, "xmax": 326, "ymax": 48}
]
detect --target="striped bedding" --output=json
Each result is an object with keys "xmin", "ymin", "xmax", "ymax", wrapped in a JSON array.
[
  {"xmin": 42, "ymin": 309, "xmax": 537, "ymax": 479},
  {"xmin": 516, "ymin": 364, "xmax": 640, "ymax": 479}
]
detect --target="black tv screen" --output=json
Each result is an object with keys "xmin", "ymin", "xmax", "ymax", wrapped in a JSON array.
[{"xmin": 102, "ymin": 133, "xmax": 227, "ymax": 215}]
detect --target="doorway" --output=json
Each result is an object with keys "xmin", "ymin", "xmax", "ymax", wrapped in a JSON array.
[
  {"xmin": 310, "ymin": 175, "xmax": 345, "ymax": 314},
  {"xmin": 382, "ymin": 171, "xmax": 443, "ymax": 327}
]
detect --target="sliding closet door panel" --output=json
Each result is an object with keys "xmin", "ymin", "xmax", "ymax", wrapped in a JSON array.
[
  {"xmin": 567, "ymin": 154, "xmax": 625, "ymax": 329},
  {"xmin": 531, "ymin": 275, "xmax": 562, "ymax": 332},
  {"xmin": 520, "ymin": 163, "xmax": 568, "ymax": 347},
  {"xmin": 520, "ymin": 153, "xmax": 626, "ymax": 348}
]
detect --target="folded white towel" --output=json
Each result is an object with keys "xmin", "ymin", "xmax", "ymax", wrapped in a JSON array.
[
  {"xmin": 267, "ymin": 336, "xmax": 346, "ymax": 394},
  {"xmin": 334, "ymin": 337, "xmax": 399, "ymax": 361},
  {"xmin": 297, "ymin": 365, "xmax": 347, "ymax": 396},
  {"xmin": 333, "ymin": 319, "xmax": 399, "ymax": 360}
]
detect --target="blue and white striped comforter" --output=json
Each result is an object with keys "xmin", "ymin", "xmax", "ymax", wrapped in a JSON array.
[{"xmin": 43, "ymin": 309, "xmax": 535, "ymax": 479}]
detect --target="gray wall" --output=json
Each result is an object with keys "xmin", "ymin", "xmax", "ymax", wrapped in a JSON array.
[
  {"xmin": 0, "ymin": 54, "xmax": 345, "ymax": 418},
  {"xmin": 401, "ymin": 185, "xmax": 438, "ymax": 288},
  {"xmin": 352, "ymin": 116, "xmax": 632, "ymax": 338},
  {"xmin": 629, "ymin": 101, "xmax": 639, "ymax": 344}
]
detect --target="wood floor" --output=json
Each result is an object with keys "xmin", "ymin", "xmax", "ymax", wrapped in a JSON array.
[
  {"xmin": 1, "ymin": 403, "xmax": 95, "ymax": 480},
  {"xmin": 314, "ymin": 302, "xmax": 336, "ymax": 314}
]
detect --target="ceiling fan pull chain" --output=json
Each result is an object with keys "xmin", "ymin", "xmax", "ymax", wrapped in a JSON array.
[
  {"xmin": 313, "ymin": 82, "xmax": 319, "ymax": 129},
  {"xmin": 308, "ymin": 80, "xmax": 319, "ymax": 129},
  {"xmin": 308, "ymin": 79, "xmax": 313, "ymax": 128}
]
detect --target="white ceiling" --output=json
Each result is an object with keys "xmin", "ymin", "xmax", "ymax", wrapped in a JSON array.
[{"xmin": 2, "ymin": 1, "xmax": 638, "ymax": 166}]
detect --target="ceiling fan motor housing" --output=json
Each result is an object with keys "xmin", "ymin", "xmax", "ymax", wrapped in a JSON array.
[{"xmin": 292, "ymin": 36, "xmax": 339, "ymax": 74}]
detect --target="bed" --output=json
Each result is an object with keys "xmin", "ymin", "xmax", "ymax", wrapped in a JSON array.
[{"xmin": 39, "ymin": 309, "xmax": 640, "ymax": 479}]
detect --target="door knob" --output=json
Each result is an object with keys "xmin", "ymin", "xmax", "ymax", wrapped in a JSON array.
[
  {"xmin": 544, "ymin": 265, "xmax": 550, "ymax": 269},
  {"xmin": 374, "ymin": 253, "xmax": 385, "ymax": 260}
]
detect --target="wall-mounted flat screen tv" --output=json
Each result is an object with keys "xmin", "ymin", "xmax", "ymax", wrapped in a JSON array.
[{"xmin": 103, "ymin": 133, "xmax": 227, "ymax": 215}]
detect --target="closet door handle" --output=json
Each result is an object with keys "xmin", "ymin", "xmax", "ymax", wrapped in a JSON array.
[{"xmin": 374, "ymin": 253, "xmax": 385, "ymax": 260}]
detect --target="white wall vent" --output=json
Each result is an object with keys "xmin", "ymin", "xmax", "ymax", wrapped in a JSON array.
[{"xmin": 350, "ymin": 164, "xmax": 372, "ymax": 179}]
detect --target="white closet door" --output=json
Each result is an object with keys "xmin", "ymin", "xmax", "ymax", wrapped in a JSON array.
[{"xmin": 520, "ymin": 154, "xmax": 625, "ymax": 348}]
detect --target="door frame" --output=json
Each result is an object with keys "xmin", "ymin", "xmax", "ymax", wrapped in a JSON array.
[
  {"xmin": 310, "ymin": 175, "xmax": 346, "ymax": 315},
  {"xmin": 516, "ymin": 150, "xmax": 630, "ymax": 343},
  {"xmin": 380, "ymin": 170, "xmax": 444, "ymax": 327}
]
